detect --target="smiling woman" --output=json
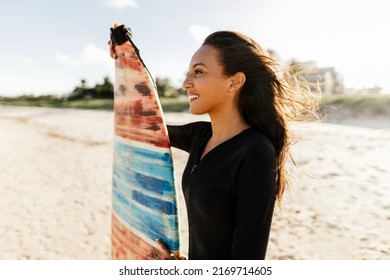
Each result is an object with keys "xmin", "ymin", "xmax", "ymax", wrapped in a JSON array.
[{"xmin": 167, "ymin": 30, "xmax": 321, "ymax": 260}]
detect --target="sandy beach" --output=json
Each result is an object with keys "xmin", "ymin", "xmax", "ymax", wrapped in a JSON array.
[{"xmin": 0, "ymin": 105, "xmax": 389, "ymax": 259}]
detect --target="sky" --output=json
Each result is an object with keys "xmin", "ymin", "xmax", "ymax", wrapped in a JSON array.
[{"xmin": 0, "ymin": 0, "xmax": 389, "ymax": 97}]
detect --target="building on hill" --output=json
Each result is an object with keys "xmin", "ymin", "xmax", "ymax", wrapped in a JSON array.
[{"xmin": 299, "ymin": 61, "xmax": 344, "ymax": 95}]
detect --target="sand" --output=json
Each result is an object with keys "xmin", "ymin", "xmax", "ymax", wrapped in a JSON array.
[{"xmin": 0, "ymin": 105, "xmax": 389, "ymax": 259}]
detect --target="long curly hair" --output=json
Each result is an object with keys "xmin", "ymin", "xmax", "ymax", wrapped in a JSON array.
[{"xmin": 203, "ymin": 31, "xmax": 321, "ymax": 202}]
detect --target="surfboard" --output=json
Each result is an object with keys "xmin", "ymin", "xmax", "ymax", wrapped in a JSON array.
[{"xmin": 110, "ymin": 24, "xmax": 180, "ymax": 260}]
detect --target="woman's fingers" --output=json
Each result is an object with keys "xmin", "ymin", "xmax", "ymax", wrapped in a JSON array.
[
  {"xmin": 113, "ymin": 21, "xmax": 120, "ymax": 28},
  {"xmin": 156, "ymin": 239, "xmax": 174, "ymax": 259},
  {"xmin": 108, "ymin": 40, "xmax": 117, "ymax": 59},
  {"xmin": 156, "ymin": 239, "xmax": 187, "ymax": 260},
  {"xmin": 109, "ymin": 21, "xmax": 120, "ymax": 59}
]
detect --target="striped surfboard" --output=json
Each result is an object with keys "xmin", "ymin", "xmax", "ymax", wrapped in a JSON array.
[{"xmin": 110, "ymin": 25, "xmax": 180, "ymax": 260}]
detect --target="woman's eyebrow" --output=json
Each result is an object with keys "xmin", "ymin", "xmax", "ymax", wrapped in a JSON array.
[{"xmin": 191, "ymin": 62, "xmax": 207, "ymax": 69}]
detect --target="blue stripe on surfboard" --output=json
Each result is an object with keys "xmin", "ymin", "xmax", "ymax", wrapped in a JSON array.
[
  {"xmin": 131, "ymin": 202, "xmax": 179, "ymax": 250},
  {"xmin": 114, "ymin": 140, "xmax": 175, "ymax": 182},
  {"xmin": 113, "ymin": 167, "xmax": 175, "ymax": 196},
  {"xmin": 112, "ymin": 192, "xmax": 179, "ymax": 250},
  {"xmin": 112, "ymin": 138, "xmax": 179, "ymax": 250},
  {"xmin": 132, "ymin": 190, "xmax": 177, "ymax": 215},
  {"xmin": 112, "ymin": 178, "xmax": 177, "ymax": 215}
]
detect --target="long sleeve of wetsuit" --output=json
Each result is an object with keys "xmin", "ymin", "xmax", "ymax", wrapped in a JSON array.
[
  {"xmin": 230, "ymin": 136, "xmax": 277, "ymax": 259},
  {"xmin": 167, "ymin": 122, "xmax": 210, "ymax": 153}
]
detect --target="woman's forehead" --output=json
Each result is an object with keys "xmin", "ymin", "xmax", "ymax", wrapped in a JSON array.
[{"xmin": 189, "ymin": 45, "xmax": 220, "ymax": 68}]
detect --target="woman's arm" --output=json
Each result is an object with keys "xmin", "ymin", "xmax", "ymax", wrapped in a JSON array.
[
  {"xmin": 167, "ymin": 122, "xmax": 210, "ymax": 153},
  {"xmin": 231, "ymin": 137, "xmax": 278, "ymax": 260},
  {"xmin": 167, "ymin": 124, "xmax": 192, "ymax": 152}
]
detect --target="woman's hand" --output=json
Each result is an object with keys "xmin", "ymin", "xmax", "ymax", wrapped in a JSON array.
[
  {"xmin": 156, "ymin": 239, "xmax": 186, "ymax": 260},
  {"xmin": 109, "ymin": 21, "xmax": 120, "ymax": 59}
]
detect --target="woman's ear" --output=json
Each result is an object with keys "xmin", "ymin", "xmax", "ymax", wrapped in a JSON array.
[{"xmin": 228, "ymin": 72, "xmax": 246, "ymax": 92}]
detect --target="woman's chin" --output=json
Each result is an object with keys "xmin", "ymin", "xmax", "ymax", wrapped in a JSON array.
[
  {"xmin": 189, "ymin": 110, "xmax": 206, "ymax": 115},
  {"xmin": 189, "ymin": 106, "xmax": 202, "ymax": 115}
]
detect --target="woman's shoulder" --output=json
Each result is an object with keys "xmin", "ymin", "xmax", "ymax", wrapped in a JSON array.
[{"xmin": 234, "ymin": 128, "xmax": 276, "ymax": 160}]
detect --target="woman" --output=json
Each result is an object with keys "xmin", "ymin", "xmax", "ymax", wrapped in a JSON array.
[
  {"xmin": 163, "ymin": 31, "xmax": 320, "ymax": 260},
  {"xmin": 111, "ymin": 28, "xmax": 320, "ymax": 260}
]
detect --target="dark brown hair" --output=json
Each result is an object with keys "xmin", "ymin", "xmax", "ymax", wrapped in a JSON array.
[{"xmin": 203, "ymin": 31, "xmax": 321, "ymax": 202}]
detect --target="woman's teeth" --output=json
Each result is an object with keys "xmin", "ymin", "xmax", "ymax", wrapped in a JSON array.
[{"xmin": 189, "ymin": 95, "xmax": 199, "ymax": 102}]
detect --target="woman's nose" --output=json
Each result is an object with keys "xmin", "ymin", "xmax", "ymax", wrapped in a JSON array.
[{"xmin": 182, "ymin": 74, "xmax": 193, "ymax": 90}]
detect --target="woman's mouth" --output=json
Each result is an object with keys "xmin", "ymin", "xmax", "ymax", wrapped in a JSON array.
[{"xmin": 188, "ymin": 94, "xmax": 200, "ymax": 103}]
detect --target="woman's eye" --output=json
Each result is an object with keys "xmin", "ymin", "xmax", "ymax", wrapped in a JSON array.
[{"xmin": 195, "ymin": 69, "xmax": 203, "ymax": 75}]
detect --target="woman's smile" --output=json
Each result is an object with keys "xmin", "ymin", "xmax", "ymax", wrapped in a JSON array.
[{"xmin": 188, "ymin": 93, "xmax": 200, "ymax": 103}]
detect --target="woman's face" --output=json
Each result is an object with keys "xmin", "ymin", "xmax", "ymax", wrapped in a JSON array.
[{"xmin": 183, "ymin": 45, "xmax": 233, "ymax": 115}]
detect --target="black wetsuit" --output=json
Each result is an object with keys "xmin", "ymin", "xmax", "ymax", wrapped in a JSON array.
[{"xmin": 167, "ymin": 122, "xmax": 277, "ymax": 260}]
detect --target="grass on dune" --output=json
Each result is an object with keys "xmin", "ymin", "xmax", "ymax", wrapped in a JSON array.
[{"xmin": 323, "ymin": 93, "xmax": 390, "ymax": 116}]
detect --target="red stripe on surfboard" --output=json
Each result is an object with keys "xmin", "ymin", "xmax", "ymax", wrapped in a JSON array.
[
  {"xmin": 115, "ymin": 44, "xmax": 143, "ymax": 71},
  {"xmin": 112, "ymin": 214, "xmax": 164, "ymax": 260},
  {"xmin": 113, "ymin": 41, "xmax": 170, "ymax": 148},
  {"xmin": 114, "ymin": 113, "xmax": 169, "ymax": 148}
]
